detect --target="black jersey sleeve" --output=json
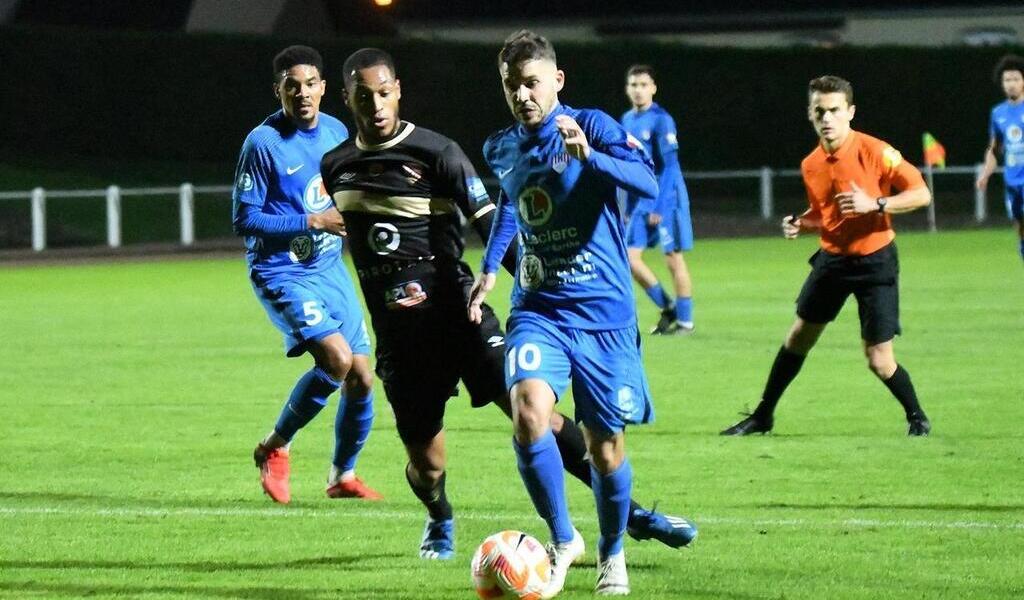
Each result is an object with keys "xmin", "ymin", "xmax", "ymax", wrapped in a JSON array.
[{"xmin": 435, "ymin": 141, "xmax": 497, "ymax": 225}]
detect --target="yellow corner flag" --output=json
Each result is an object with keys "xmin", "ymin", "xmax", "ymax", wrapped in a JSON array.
[{"xmin": 922, "ymin": 132, "xmax": 946, "ymax": 168}]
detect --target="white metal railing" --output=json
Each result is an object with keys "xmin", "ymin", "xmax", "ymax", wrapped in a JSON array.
[
  {"xmin": 0, "ymin": 184, "xmax": 231, "ymax": 252},
  {"xmin": 0, "ymin": 165, "xmax": 1004, "ymax": 252}
]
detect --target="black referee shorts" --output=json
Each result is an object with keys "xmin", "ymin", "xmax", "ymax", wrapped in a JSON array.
[
  {"xmin": 374, "ymin": 302, "xmax": 507, "ymax": 446},
  {"xmin": 795, "ymin": 242, "xmax": 901, "ymax": 345}
]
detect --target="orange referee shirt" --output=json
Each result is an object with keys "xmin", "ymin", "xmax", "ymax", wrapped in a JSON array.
[{"xmin": 800, "ymin": 130, "xmax": 926, "ymax": 256}]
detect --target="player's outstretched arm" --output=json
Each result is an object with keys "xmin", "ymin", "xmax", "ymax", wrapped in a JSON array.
[{"xmin": 467, "ymin": 273, "xmax": 497, "ymax": 324}]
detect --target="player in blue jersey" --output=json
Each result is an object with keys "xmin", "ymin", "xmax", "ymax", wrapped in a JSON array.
[
  {"xmin": 469, "ymin": 31, "xmax": 697, "ymax": 597},
  {"xmin": 977, "ymin": 54, "xmax": 1024, "ymax": 262},
  {"xmin": 232, "ymin": 45, "xmax": 381, "ymax": 504},
  {"xmin": 621, "ymin": 65, "xmax": 696, "ymax": 334}
]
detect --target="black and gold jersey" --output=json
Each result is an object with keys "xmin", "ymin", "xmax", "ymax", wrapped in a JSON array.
[{"xmin": 321, "ymin": 121, "xmax": 496, "ymax": 318}]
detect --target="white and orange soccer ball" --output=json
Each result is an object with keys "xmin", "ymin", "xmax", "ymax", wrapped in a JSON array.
[{"xmin": 471, "ymin": 530, "xmax": 551, "ymax": 600}]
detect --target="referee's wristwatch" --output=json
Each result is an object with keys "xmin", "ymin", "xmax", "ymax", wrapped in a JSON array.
[{"xmin": 875, "ymin": 197, "xmax": 888, "ymax": 214}]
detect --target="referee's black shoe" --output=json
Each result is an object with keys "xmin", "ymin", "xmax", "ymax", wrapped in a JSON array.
[
  {"xmin": 720, "ymin": 413, "xmax": 773, "ymax": 436},
  {"xmin": 907, "ymin": 415, "xmax": 931, "ymax": 437}
]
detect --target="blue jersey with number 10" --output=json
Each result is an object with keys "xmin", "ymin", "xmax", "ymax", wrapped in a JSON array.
[
  {"xmin": 233, "ymin": 110, "xmax": 349, "ymax": 276},
  {"xmin": 482, "ymin": 104, "xmax": 657, "ymax": 330}
]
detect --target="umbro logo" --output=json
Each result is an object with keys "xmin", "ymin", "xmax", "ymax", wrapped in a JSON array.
[
  {"xmin": 338, "ymin": 172, "xmax": 356, "ymax": 182},
  {"xmin": 286, "ymin": 164, "xmax": 304, "ymax": 175},
  {"xmin": 487, "ymin": 335, "xmax": 505, "ymax": 348}
]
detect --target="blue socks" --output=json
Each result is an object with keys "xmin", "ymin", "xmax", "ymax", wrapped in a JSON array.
[
  {"xmin": 644, "ymin": 283, "xmax": 669, "ymax": 309},
  {"xmin": 514, "ymin": 430, "xmax": 574, "ymax": 544},
  {"xmin": 591, "ymin": 459, "xmax": 632, "ymax": 559},
  {"xmin": 274, "ymin": 367, "xmax": 339, "ymax": 441},
  {"xmin": 333, "ymin": 390, "xmax": 374, "ymax": 473},
  {"xmin": 675, "ymin": 296, "xmax": 693, "ymax": 324}
]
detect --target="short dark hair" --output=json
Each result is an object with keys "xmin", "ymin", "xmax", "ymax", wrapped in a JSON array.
[
  {"xmin": 993, "ymin": 54, "xmax": 1024, "ymax": 84},
  {"xmin": 808, "ymin": 75, "xmax": 853, "ymax": 105},
  {"xmin": 273, "ymin": 45, "xmax": 323, "ymax": 82},
  {"xmin": 498, "ymin": 29, "xmax": 556, "ymax": 68},
  {"xmin": 342, "ymin": 48, "xmax": 396, "ymax": 89},
  {"xmin": 626, "ymin": 64, "xmax": 656, "ymax": 83}
]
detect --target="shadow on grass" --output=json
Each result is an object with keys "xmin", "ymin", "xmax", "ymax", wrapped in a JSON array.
[
  {"xmin": 0, "ymin": 552, "xmax": 402, "ymax": 573},
  {"xmin": 752, "ymin": 501, "xmax": 1024, "ymax": 513},
  {"xmin": 0, "ymin": 580, "xmax": 399, "ymax": 600}
]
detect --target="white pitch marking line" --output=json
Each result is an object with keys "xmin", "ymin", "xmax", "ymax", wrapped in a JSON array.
[{"xmin": 1, "ymin": 506, "xmax": 1022, "ymax": 531}]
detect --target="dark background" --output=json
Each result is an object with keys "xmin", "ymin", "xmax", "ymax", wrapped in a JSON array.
[{"xmin": 0, "ymin": 25, "xmax": 1016, "ymax": 174}]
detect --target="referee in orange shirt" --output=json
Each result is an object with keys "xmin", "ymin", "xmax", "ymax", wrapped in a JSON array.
[{"xmin": 722, "ymin": 75, "xmax": 932, "ymax": 437}]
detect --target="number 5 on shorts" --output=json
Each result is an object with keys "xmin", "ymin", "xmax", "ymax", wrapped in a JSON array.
[
  {"xmin": 302, "ymin": 301, "xmax": 324, "ymax": 326},
  {"xmin": 507, "ymin": 343, "xmax": 542, "ymax": 377}
]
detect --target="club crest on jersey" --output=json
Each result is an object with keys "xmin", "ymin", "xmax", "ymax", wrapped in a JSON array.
[
  {"xmin": 518, "ymin": 187, "xmax": 553, "ymax": 226},
  {"xmin": 519, "ymin": 254, "xmax": 545, "ymax": 290},
  {"xmin": 1009, "ymin": 125, "xmax": 1023, "ymax": 143},
  {"xmin": 882, "ymin": 146, "xmax": 903, "ymax": 170},
  {"xmin": 238, "ymin": 172, "xmax": 254, "ymax": 192},
  {"xmin": 551, "ymin": 152, "xmax": 570, "ymax": 174},
  {"xmin": 401, "ymin": 164, "xmax": 423, "ymax": 184},
  {"xmin": 641, "ymin": 129, "xmax": 651, "ymax": 141},
  {"xmin": 303, "ymin": 175, "xmax": 332, "ymax": 213},
  {"xmin": 289, "ymin": 234, "xmax": 314, "ymax": 262},
  {"xmin": 368, "ymin": 222, "xmax": 401, "ymax": 255},
  {"xmin": 369, "ymin": 163, "xmax": 384, "ymax": 177},
  {"xmin": 384, "ymin": 280, "xmax": 428, "ymax": 310}
]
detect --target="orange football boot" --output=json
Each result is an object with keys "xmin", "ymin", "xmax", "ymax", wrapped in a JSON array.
[
  {"xmin": 254, "ymin": 444, "xmax": 291, "ymax": 504},
  {"xmin": 325, "ymin": 476, "xmax": 383, "ymax": 500}
]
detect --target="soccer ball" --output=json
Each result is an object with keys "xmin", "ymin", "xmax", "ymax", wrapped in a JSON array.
[{"xmin": 471, "ymin": 530, "xmax": 551, "ymax": 599}]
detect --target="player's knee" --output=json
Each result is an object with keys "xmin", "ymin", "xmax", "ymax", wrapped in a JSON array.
[
  {"xmin": 866, "ymin": 354, "xmax": 896, "ymax": 379},
  {"xmin": 512, "ymin": 396, "xmax": 551, "ymax": 442},
  {"xmin": 345, "ymin": 365, "xmax": 373, "ymax": 398},
  {"xmin": 318, "ymin": 347, "xmax": 352, "ymax": 382}
]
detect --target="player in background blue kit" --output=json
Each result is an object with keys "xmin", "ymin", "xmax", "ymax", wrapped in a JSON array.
[
  {"xmin": 621, "ymin": 65, "xmax": 696, "ymax": 334},
  {"xmin": 468, "ymin": 31, "xmax": 697, "ymax": 597},
  {"xmin": 232, "ymin": 46, "xmax": 381, "ymax": 504},
  {"xmin": 976, "ymin": 54, "xmax": 1024, "ymax": 262}
]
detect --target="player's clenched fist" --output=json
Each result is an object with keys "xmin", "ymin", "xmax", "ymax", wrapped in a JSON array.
[
  {"xmin": 308, "ymin": 207, "xmax": 347, "ymax": 236},
  {"xmin": 555, "ymin": 114, "xmax": 591, "ymax": 161}
]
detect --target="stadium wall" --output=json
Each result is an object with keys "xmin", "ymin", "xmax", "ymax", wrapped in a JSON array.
[{"xmin": 0, "ymin": 25, "xmax": 1021, "ymax": 172}]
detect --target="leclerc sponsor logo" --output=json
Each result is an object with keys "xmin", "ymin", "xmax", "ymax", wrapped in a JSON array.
[
  {"xmin": 304, "ymin": 175, "xmax": 332, "ymax": 212},
  {"xmin": 518, "ymin": 187, "xmax": 553, "ymax": 226}
]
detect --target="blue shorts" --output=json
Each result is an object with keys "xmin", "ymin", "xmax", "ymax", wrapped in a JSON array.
[
  {"xmin": 1006, "ymin": 184, "xmax": 1024, "ymax": 221},
  {"xmin": 251, "ymin": 260, "xmax": 371, "ymax": 358},
  {"xmin": 626, "ymin": 206, "xmax": 694, "ymax": 253},
  {"xmin": 504, "ymin": 313, "xmax": 654, "ymax": 434}
]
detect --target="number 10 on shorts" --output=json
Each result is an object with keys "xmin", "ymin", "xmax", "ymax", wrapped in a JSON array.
[{"xmin": 507, "ymin": 343, "xmax": 542, "ymax": 377}]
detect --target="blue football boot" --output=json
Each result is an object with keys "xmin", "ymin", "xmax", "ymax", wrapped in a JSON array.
[
  {"xmin": 419, "ymin": 517, "xmax": 455, "ymax": 559},
  {"xmin": 626, "ymin": 504, "xmax": 698, "ymax": 548}
]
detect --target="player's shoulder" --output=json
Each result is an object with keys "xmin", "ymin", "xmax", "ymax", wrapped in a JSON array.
[
  {"xmin": 856, "ymin": 131, "xmax": 908, "ymax": 171},
  {"xmin": 483, "ymin": 124, "xmax": 520, "ymax": 168},
  {"xmin": 568, "ymin": 106, "xmax": 620, "ymax": 130},
  {"xmin": 404, "ymin": 122, "xmax": 461, "ymax": 154},
  {"xmin": 243, "ymin": 112, "xmax": 288, "ymax": 151},
  {"xmin": 321, "ymin": 135, "xmax": 357, "ymax": 164},
  {"xmin": 316, "ymin": 112, "xmax": 349, "ymax": 137},
  {"xmin": 800, "ymin": 145, "xmax": 824, "ymax": 170}
]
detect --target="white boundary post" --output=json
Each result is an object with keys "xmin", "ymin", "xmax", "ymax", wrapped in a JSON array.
[
  {"xmin": 924, "ymin": 165, "xmax": 937, "ymax": 233},
  {"xmin": 31, "ymin": 187, "xmax": 46, "ymax": 251},
  {"xmin": 179, "ymin": 183, "xmax": 194, "ymax": 246},
  {"xmin": 106, "ymin": 185, "xmax": 122, "ymax": 247},
  {"xmin": 974, "ymin": 163, "xmax": 987, "ymax": 223},
  {"xmin": 759, "ymin": 166, "xmax": 773, "ymax": 220}
]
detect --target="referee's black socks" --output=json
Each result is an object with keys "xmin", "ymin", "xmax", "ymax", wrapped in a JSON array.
[
  {"xmin": 882, "ymin": 364, "xmax": 926, "ymax": 420},
  {"xmin": 753, "ymin": 346, "xmax": 807, "ymax": 420}
]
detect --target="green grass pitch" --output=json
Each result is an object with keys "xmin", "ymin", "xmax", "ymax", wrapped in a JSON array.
[{"xmin": 1, "ymin": 229, "xmax": 1022, "ymax": 599}]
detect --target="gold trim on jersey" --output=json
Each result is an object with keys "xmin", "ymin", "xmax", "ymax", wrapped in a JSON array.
[
  {"xmin": 469, "ymin": 204, "xmax": 496, "ymax": 223},
  {"xmin": 355, "ymin": 121, "xmax": 416, "ymax": 152},
  {"xmin": 333, "ymin": 190, "xmax": 457, "ymax": 218}
]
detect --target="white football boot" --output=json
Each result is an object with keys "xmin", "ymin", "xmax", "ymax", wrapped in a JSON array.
[
  {"xmin": 541, "ymin": 527, "xmax": 585, "ymax": 599},
  {"xmin": 595, "ymin": 551, "xmax": 630, "ymax": 596}
]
